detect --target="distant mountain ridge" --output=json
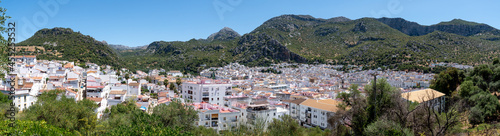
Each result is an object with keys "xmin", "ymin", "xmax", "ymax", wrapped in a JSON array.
[
  {"xmin": 377, "ymin": 18, "xmax": 500, "ymax": 37},
  {"xmin": 108, "ymin": 44, "xmax": 148, "ymax": 51},
  {"xmin": 17, "ymin": 15, "xmax": 500, "ymax": 74}
]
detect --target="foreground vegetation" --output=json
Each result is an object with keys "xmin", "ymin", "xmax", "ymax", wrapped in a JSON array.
[
  {"xmin": 330, "ymin": 58, "xmax": 500, "ymax": 136},
  {"xmin": 0, "ymin": 90, "xmax": 330, "ymax": 135}
]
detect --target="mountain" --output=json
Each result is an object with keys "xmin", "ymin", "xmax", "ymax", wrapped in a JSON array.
[
  {"xmin": 17, "ymin": 27, "xmax": 120, "ymax": 66},
  {"xmin": 108, "ymin": 44, "xmax": 132, "ymax": 51},
  {"xmin": 377, "ymin": 18, "xmax": 500, "ymax": 37},
  {"xmin": 232, "ymin": 33, "xmax": 308, "ymax": 66},
  {"xmin": 119, "ymin": 15, "xmax": 500, "ymax": 73},
  {"xmin": 18, "ymin": 15, "xmax": 500, "ymax": 74},
  {"xmin": 207, "ymin": 27, "xmax": 241, "ymax": 41}
]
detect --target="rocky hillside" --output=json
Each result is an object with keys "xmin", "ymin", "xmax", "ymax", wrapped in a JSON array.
[
  {"xmin": 18, "ymin": 15, "xmax": 500, "ymax": 74},
  {"xmin": 207, "ymin": 27, "xmax": 241, "ymax": 41},
  {"xmin": 377, "ymin": 18, "xmax": 500, "ymax": 37}
]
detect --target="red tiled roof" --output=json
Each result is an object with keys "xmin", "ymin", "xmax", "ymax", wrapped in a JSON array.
[
  {"xmin": 129, "ymin": 83, "xmax": 140, "ymax": 86},
  {"xmin": 110, "ymin": 90, "xmax": 126, "ymax": 95},
  {"xmin": 158, "ymin": 92, "xmax": 168, "ymax": 97},
  {"xmin": 86, "ymin": 97, "xmax": 103, "ymax": 102},
  {"xmin": 87, "ymin": 86, "xmax": 104, "ymax": 88},
  {"xmin": 67, "ymin": 78, "xmax": 78, "ymax": 81}
]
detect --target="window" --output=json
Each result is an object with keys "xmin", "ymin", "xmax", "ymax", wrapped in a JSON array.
[
  {"xmin": 223, "ymin": 117, "xmax": 226, "ymax": 120},
  {"xmin": 274, "ymin": 113, "xmax": 276, "ymax": 116},
  {"xmin": 24, "ymin": 95, "xmax": 27, "ymax": 102},
  {"xmin": 217, "ymin": 98, "xmax": 219, "ymax": 101},
  {"xmin": 24, "ymin": 104, "xmax": 26, "ymax": 108}
]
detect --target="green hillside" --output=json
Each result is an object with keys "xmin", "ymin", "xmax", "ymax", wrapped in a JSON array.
[
  {"xmin": 17, "ymin": 15, "xmax": 500, "ymax": 74},
  {"xmin": 17, "ymin": 28, "xmax": 120, "ymax": 67}
]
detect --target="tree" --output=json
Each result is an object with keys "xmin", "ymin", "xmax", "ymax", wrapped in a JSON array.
[
  {"xmin": 0, "ymin": 92, "xmax": 14, "ymax": 120},
  {"xmin": 267, "ymin": 115, "xmax": 302, "ymax": 136},
  {"xmin": 336, "ymin": 84, "xmax": 360, "ymax": 109},
  {"xmin": 22, "ymin": 90, "xmax": 98, "ymax": 134},
  {"xmin": 163, "ymin": 79, "xmax": 169, "ymax": 87},
  {"xmin": 458, "ymin": 81, "xmax": 483, "ymax": 101},
  {"xmin": 152, "ymin": 99, "xmax": 198, "ymax": 131},
  {"xmin": 329, "ymin": 83, "xmax": 371, "ymax": 135},
  {"xmin": 176, "ymin": 77, "xmax": 182, "ymax": 88},
  {"xmin": 115, "ymin": 70, "xmax": 121, "ymax": 77},
  {"xmin": 364, "ymin": 78, "xmax": 399, "ymax": 124},
  {"xmin": 124, "ymin": 73, "xmax": 130, "ymax": 81},
  {"xmin": 0, "ymin": 3, "xmax": 10, "ymax": 80},
  {"xmin": 364, "ymin": 119, "xmax": 414, "ymax": 136},
  {"xmin": 0, "ymin": 120, "xmax": 74, "ymax": 135},
  {"xmin": 169, "ymin": 82, "xmax": 177, "ymax": 94},
  {"xmin": 125, "ymin": 73, "xmax": 130, "ymax": 94},
  {"xmin": 430, "ymin": 67, "xmax": 465, "ymax": 96},
  {"xmin": 468, "ymin": 91, "xmax": 500, "ymax": 126}
]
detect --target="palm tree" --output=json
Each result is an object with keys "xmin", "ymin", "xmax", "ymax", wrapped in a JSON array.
[{"xmin": 125, "ymin": 73, "xmax": 130, "ymax": 95}]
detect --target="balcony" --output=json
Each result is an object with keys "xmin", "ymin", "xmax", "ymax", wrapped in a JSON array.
[{"xmin": 211, "ymin": 114, "xmax": 218, "ymax": 120}]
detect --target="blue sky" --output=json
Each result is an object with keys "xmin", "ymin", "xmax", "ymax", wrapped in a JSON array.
[{"xmin": 2, "ymin": 0, "xmax": 499, "ymax": 47}]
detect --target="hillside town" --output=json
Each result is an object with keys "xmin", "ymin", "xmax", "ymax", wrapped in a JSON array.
[{"xmin": 1, "ymin": 56, "xmax": 460, "ymax": 132}]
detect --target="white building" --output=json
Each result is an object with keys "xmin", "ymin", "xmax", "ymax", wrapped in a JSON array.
[
  {"xmin": 167, "ymin": 70, "xmax": 183, "ymax": 77},
  {"xmin": 127, "ymin": 82, "xmax": 141, "ymax": 97},
  {"xmin": 192, "ymin": 102, "xmax": 242, "ymax": 132},
  {"xmin": 401, "ymin": 88, "xmax": 445, "ymax": 112},
  {"xmin": 245, "ymin": 103, "xmax": 279, "ymax": 131},
  {"xmin": 107, "ymin": 90, "xmax": 127, "ymax": 106},
  {"xmin": 287, "ymin": 99, "xmax": 307, "ymax": 119},
  {"xmin": 87, "ymin": 97, "xmax": 107, "ymax": 119},
  {"xmin": 299, "ymin": 99, "xmax": 341, "ymax": 129},
  {"xmin": 181, "ymin": 79, "xmax": 232, "ymax": 105},
  {"xmin": 9, "ymin": 55, "xmax": 37, "ymax": 65},
  {"xmin": 0, "ymin": 77, "xmax": 41, "ymax": 111}
]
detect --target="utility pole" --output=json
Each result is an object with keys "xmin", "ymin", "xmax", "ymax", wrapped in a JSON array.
[{"xmin": 331, "ymin": 74, "xmax": 345, "ymax": 89}]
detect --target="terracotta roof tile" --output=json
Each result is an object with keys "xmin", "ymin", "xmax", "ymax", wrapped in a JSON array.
[
  {"xmin": 110, "ymin": 90, "xmax": 126, "ymax": 95},
  {"xmin": 401, "ymin": 89, "xmax": 445, "ymax": 103},
  {"xmin": 300, "ymin": 99, "xmax": 341, "ymax": 112},
  {"xmin": 86, "ymin": 97, "xmax": 103, "ymax": 102}
]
